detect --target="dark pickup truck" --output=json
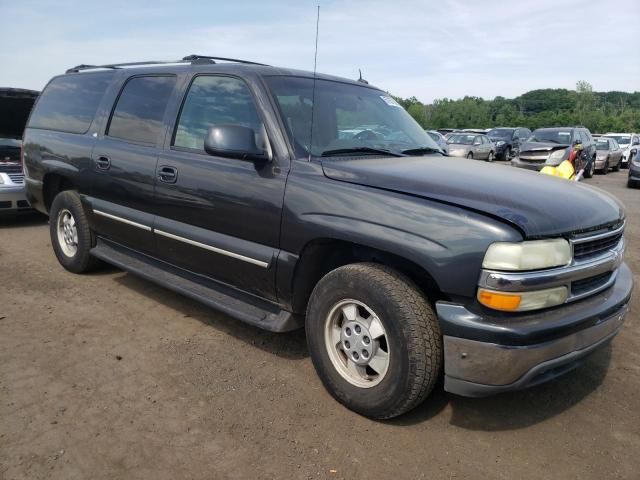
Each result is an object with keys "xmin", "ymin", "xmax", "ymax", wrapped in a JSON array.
[{"xmin": 23, "ymin": 56, "xmax": 632, "ymax": 419}]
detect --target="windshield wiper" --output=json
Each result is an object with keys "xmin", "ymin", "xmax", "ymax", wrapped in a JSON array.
[
  {"xmin": 321, "ymin": 147, "xmax": 405, "ymax": 157},
  {"xmin": 401, "ymin": 146, "xmax": 445, "ymax": 156}
]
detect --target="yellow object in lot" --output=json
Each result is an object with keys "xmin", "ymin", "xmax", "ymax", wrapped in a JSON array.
[{"xmin": 541, "ymin": 159, "xmax": 575, "ymax": 180}]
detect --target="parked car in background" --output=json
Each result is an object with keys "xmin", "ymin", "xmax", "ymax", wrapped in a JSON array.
[
  {"xmin": 512, "ymin": 126, "xmax": 597, "ymax": 178},
  {"xmin": 628, "ymin": 153, "xmax": 640, "ymax": 188},
  {"xmin": 425, "ymin": 130, "xmax": 449, "ymax": 153},
  {"xmin": 594, "ymin": 137, "xmax": 623, "ymax": 174},
  {"xmin": 461, "ymin": 128, "xmax": 488, "ymax": 134},
  {"xmin": 0, "ymin": 88, "xmax": 39, "ymax": 215},
  {"xmin": 447, "ymin": 133, "xmax": 495, "ymax": 161},
  {"xmin": 487, "ymin": 127, "xmax": 531, "ymax": 160},
  {"xmin": 603, "ymin": 133, "xmax": 639, "ymax": 168},
  {"xmin": 436, "ymin": 128, "xmax": 457, "ymax": 135}
]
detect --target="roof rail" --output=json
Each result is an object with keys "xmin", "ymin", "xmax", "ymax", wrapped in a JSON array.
[{"xmin": 65, "ymin": 55, "xmax": 268, "ymax": 73}]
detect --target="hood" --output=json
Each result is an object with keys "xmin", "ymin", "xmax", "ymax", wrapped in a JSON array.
[
  {"xmin": 321, "ymin": 156, "xmax": 624, "ymax": 238},
  {"xmin": 520, "ymin": 140, "xmax": 569, "ymax": 153},
  {"xmin": 0, "ymin": 88, "xmax": 39, "ymax": 139}
]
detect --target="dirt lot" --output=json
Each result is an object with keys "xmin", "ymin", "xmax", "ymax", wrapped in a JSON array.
[{"xmin": 1, "ymin": 169, "xmax": 639, "ymax": 480}]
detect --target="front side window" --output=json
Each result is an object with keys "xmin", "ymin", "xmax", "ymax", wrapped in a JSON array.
[
  {"xmin": 265, "ymin": 76, "xmax": 439, "ymax": 157},
  {"xmin": 448, "ymin": 134, "xmax": 476, "ymax": 145},
  {"xmin": 174, "ymin": 76, "xmax": 262, "ymax": 151},
  {"xmin": 28, "ymin": 73, "xmax": 112, "ymax": 134},
  {"xmin": 107, "ymin": 76, "xmax": 176, "ymax": 144}
]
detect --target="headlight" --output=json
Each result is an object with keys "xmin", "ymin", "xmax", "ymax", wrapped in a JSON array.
[
  {"xmin": 496, "ymin": 141, "xmax": 505, "ymax": 146},
  {"xmin": 478, "ymin": 286, "xmax": 568, "ymax": 312},
  {"xmin": 546, "ymin": 149, "xmax": 567, "ymax": 166},
  {"xmin": 482, "ymin": 239, "xmax": 571, "ymax": 271}
]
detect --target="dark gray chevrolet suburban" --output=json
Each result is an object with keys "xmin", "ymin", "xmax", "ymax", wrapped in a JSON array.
[{"xmin": 23, "ymin": 56, "xmax": 632, "ymax": 419}]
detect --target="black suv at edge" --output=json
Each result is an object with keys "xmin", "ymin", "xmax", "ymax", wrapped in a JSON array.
[
  {"xmin": 23, "ymin": 56, "xmax": 632, "ymax": 419},
  {"xmin": 486, "ymin": 127, "xmax": 531, "ymax": 160}
]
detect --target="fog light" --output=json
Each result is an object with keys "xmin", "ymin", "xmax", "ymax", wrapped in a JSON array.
[{"xmin": 478, "ymin": 286, "xmax": 568, "ymax": 312}]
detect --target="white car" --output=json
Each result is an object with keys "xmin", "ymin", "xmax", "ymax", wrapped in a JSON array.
[{"xmin": 603, "ymin": 133, "xmax": 639, "ymax": 168}]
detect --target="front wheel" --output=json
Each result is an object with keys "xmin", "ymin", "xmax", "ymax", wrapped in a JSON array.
[
  {"xmin": 306, "ymin": 263, "xmax": 442, "ymax": 419},
  {"xmin": 49, "ymin": 190, "xmax": 101, "ymax": 273},
  {"xmin": 487, "ymin": 151, "xmax": 495, "ymax": 162},
  {"xmin": 466, "ymin": 152, "xmax": 474, "ymax": 159}
]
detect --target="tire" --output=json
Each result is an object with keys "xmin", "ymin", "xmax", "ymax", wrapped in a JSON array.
[
  {"xmin": 628, "ymin": 178, "xmax": 637, "ymax": 189},
  {"xmin": 502, "ymin": 147, "xmax": 511, "ymax": 161},
  {"xmin": 49, "ymin": 190, "xmax": 101, "ymax": 273},
  {"xmin": 305, "ymin": 263, "xmax": 442, "ymax": 419},
  {"xmin": 601, "ymin": 160, "xmax": 609, "ymax": 175},
  {"xmin": 487, "ymin": 151, "xmax": 495, "ymax": 162},
  {"xmin": 583, "ymin": 157, "xmax": 595, "ymax": 178},
  {"xmin": 466, "ymin": 152, "xmax": 473, "ymax": 159}
]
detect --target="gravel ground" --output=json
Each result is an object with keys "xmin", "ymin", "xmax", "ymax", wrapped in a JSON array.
[{"xmin": 1, "ymin": 169, "xmax": 639, "ymax": 480}]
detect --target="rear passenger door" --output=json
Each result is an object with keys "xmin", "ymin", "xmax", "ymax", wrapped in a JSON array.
[
  {"xmin": 88, "ymin": 75, "xmax": 177, "ymax": 254},
  {"xmin": 153, "ymin": 74, "xmax": 289, "ymax": 301}
]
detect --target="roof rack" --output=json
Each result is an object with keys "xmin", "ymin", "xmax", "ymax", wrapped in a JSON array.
[{"xmin": 66, "ymin": 55, "xmax": 268, "ymax": 73}]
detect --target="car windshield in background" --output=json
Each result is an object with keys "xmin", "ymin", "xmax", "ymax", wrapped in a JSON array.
[
  {"xmin": 448, "ymin": 134, "xmax": 476, "ymax": 145},
  {"xmin": 487, "ymin": 128, "xmax": 513, "ymax": 139},
  {"xmin": 528, "ymin": 129, "xmax": 572, "ymax": 144},
  {"xmin": 607, "ymin": 135, "xmax": 630, "ymax": 145},
  {"xmin": 264, "ymin": 76, "xmax": 440, "ymax": 157},
  {"xmin": 596, "ymin": 140, "xmax": 610, "ymax": 151},
  {"xmin": 0, "ymin": 138, "xmax": 21, "ymax": 148}
]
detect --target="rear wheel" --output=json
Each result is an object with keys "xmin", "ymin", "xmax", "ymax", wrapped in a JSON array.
[
  {"xmin": 601, "ymin": 160, "xmax": 609, "ymax": 175},
  {"xmin": 49, "ymin": 190, "xmax": 101, "ymax": 273},
  {"xmin": 583, "ymin": 157, "xmax": 595, "ymax": 178},
  {"xmin": 306, "ymin": 263, "xmax": 442, "ymax": 419},
  {"xmin": 487, "ymin": 151, "xmax": 495, "ymax": 162}
]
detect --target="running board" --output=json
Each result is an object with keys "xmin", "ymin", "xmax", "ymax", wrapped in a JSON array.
[{"xmin": 91, "ymin": 238, "xmax": 301, "ymax": 332}]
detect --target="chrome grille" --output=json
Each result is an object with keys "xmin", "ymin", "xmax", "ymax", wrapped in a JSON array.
[
  {"xmin": 572, "ymin": 224, "xmax": 624, "ymax": 262},
  {"xmin": 8, "ymin": 173, "xmax": 24, "ymax": 184},
  {"xmin": 571, "ymin": 272, "xmax": 613, "ymax": 296}
]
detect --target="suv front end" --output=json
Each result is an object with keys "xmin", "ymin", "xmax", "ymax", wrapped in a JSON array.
[{"xmin": 437, "ymin": 222, "xmax": 631, "ymax": 396}]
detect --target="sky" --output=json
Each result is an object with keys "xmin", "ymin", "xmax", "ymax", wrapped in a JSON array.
[{"xmin": 1, "ymin": 0, "xmax": 639, "ymax": 103}]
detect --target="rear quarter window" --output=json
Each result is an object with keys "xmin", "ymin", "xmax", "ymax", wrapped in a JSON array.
[{"xmin": 27, "ymin": 74, "xmax": 112, "ymax": 134}]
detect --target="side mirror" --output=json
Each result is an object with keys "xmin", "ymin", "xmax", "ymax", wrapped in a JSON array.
[
  {"xmin": 204, "ymin": 124, "xmax": 272, "ymax": 162},
  {"xmin": 633, "ymin": 140, "xmax": 640, "ymax": 146}
]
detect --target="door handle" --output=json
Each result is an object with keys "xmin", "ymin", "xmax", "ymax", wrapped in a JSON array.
[
  {"xmin": 95, "ymin": 155, "xmax": 111, "ymax": 170},
  {"xmin": 158, "ymin": 166, "xmax": 178, "ymax": 183}
]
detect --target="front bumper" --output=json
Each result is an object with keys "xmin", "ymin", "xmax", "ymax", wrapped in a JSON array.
[
  {"xmin": 511, "ymin": 156, "xmax": 544, "ymax": 171},
  {"xmin": 0, "ymin": 185, "xmax": 31, "ymax": 214},
  {"xmin": 436, "ymin": 262, "xmax": 632, "ymax": 397}
]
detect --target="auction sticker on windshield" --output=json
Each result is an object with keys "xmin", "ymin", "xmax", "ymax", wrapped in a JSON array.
[{"xmin": 380, "ymin": 95, "xmax": 402, "ymax": 107}]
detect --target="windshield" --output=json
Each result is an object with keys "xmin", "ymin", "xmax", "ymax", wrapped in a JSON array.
[
  {"xmin": 264, "ymin": 76, "xmax": 440, "ymax": 157},
  {"xmin": 487, "ymin": 128, "xmax": 513, "ymax": 140},
  {"xmin": 596, "ymin": 140, "xmax": 610, "ymax": 151},
  {"xmin": 528, "ymin": 129, "xmax": 572, "ymax": 144},
  {"xmin": 447, "ymin": 134, "xmax": 476, "ymax": 145},
  {"xmin": 606, "ymin": 135, "xmax": 630, "ymax": 145}
]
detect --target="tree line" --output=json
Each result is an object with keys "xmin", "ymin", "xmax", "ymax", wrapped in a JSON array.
[{"xmin": 395, "ymin": 81, "xmax": 640, "ymax": 133}]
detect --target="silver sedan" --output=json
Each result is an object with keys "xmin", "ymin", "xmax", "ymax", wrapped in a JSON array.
[{"xmin": 447, "ymin": 133, "xmax": 496, "ymax": 161}]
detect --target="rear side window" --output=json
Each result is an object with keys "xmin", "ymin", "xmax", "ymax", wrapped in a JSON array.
[
  {"xmin": 28, "ymin": 74, "xmax": 111, "ymax": 134},
  {"xmin": 173, "ymin": 75, "xmax": 262, "ymax": 151},
  {"xmin": 107, "ymin": 76, "xmax": 176, "ymax": 144}
]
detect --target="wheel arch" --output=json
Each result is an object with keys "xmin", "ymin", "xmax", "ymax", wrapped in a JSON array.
[
  {"xmin": 43, "ymin": 173, "xmax": 76, "ymax": 213},
  {"xmin": 289, "ymin": 237, "xmax": 443, "ymax": 314}
]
